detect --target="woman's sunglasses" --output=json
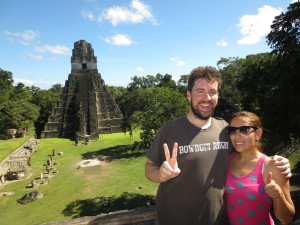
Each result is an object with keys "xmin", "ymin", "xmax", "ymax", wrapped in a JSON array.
[{"xmin": 227, "ymin": 126, "xmax": 258, "ymax": 136}]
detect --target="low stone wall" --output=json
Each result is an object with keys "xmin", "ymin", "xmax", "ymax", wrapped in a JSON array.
[
  {"xmin": 37, "ymin": 207, "xmax": 156, "ymax": 225},
  {"xmin": 0, "ymin": 137, "xmax": 38, "ymax": 185}
]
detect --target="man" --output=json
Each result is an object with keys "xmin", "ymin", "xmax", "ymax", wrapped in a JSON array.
[{"xmin": 145, "ymin": 66, "xmax": 291, "ymax": 225}]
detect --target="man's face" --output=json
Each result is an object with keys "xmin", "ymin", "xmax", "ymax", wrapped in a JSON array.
[{"xmin": 187, "ymin": 78, "xmax": 219, "ymax": 120}]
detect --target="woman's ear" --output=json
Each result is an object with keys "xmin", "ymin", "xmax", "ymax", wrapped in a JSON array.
[{"xmin": 255, "ymin": 128, "xmax": 263, "ymax": 140}]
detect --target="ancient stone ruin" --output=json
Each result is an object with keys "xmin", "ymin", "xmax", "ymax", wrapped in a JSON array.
[
  {"xmin": 0, "ymin": 138, "xmax": 38, "ymax": 186},
  {"xmin": 41, "ymin": 40, "xmax": 123, "ymax": 140}
]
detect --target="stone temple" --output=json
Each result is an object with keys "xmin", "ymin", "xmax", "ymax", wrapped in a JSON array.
[{"xmin": 41, "ymin": 40, "xmax": 123, "ymax": 140}]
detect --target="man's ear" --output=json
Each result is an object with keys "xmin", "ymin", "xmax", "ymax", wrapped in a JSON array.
[{"xmin": 187, "ymin": 90, "xmax": 191, "ymax": 102}]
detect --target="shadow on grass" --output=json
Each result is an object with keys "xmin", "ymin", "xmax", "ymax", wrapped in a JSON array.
[
  {"xmin": 62, "ymin": 192, "xmax": 155, "ymax": 218},
  {"xmin": 81, "ymin": 144, "xmax": 145, "ymax": 161}
]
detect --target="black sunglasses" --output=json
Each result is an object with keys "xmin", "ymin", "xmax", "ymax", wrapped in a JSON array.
[{"xmin": 227, "ymin": 126, "xmax": 258, "ymax": 136}]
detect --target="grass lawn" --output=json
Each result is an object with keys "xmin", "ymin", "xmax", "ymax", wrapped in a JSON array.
[
  {"xmin": 0, "ymin": 131, "xmax": 159, "ymax": 225},
  {"xmin": 0, "ymin": 136, "xmax": 31, "ymax": 162}
]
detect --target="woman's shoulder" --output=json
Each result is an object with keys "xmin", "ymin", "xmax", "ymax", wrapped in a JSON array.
[
  {"xmin": 263, "ymin": 155, "xmax": 277, "ymax": 172},
  {"xmin": 263, "ymin": 154, "xmax": 286, "ymax": 181}
]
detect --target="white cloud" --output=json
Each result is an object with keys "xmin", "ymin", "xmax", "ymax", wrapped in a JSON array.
[
  {"xmin": 35, "ymin": 44, "xmax": 72, "ymax": 55},
  {"xmin": 4, "ymin": 30, "xmax": 39, "ymax": 45},
  {"xmin": 22, "ymin": 30, "xmax": 38, "ymax": 41},
  {"xmin": 14, "ymin": 77, "xmax": 62, "ymax": 89},
  {"xmin": 170, "ymin": 57, "xmax": 179, "ymax": 61},
  {"xmin": 105, "ymin": 78, "xmax": 131, "ymax": 87},
  {"xmin": 237, "ymin": 5, "xmax": 282, "ymax": 45},
  {"xmin": 81, "ymin": 10, "xmax": 95, "ymax": 20},
  {"xmin": 24, "ymin": 53, "xmax": 44, "ymax": 60},
  {"xmin": 177, "ymin": 61, "xmax": 186, "ymax": 66},
  {"xmin": 105, "ymin": 34, "xmax": 136, "ymax": 46},
  {"xmin": 216, "ymin": 40, "xmax": 228, "ymax": 47},
  {"xmin": 170, "ymin": 57, "xmax": 186, "ymax": 66},
  {"xmin": 14, "ymin": 78, "xmax": 35, "ymax": 86},
  {"xmin": 84, "ymin": 0, "xmax": 157, "ymax": 26},
  {"xmin": 136, "ymin": 67, "xmax": 145, "ymax": 72}
]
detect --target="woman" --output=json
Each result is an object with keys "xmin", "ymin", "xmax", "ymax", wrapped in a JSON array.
[{"xmin": 225, "ymin": 111, "xmax": 295, "ymax": 225}]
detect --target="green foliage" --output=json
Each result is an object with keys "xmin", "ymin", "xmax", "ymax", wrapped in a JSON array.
[
  {"xmin": 267, "ymin": 1, "xmax": 300, "ymax": 56},
  {"xmin": 10, "ymin": 82, "xmax": 33, "ymax": 101},
  {"xmin": 0, "ymin": 99, "xmax": 39, "ymax": 133},
  {"xmin": 0, "ymin": 69, "xmax": 43, "ymax": 138},
  {"xmin": 157, "ymin": 74, "xmax": 177, "ymax": 89},
  {"xmin": 216, "ymin": 57, "xmax": 244, "ymax": 121},
  {"xmin": 177, "ymin": 74, "xmax": 189, "ymax": 95},
  {"xmin": 107, "ymin": 85, "xmax": 127, "ymax": 101},
  {"xmin": 118, "ymin": 74, "xmax": 189, "ymax": 148},
  {"xmin": 0, "ymin": 69, "xmax": 14, "ymax": 109},
  {"xmin": 218, "ymin": 52, "xmax": 300, "ymax": 155},
  {"xmin": 49, "ymin": 83, "xmax": 63, "ymax": 93},
  {"xmin": 130, "ymin": 87, "xmax": 189, "ymax": 148},
  {"xmin": 31, "ymin": 85, "xmax": 62, "ymax": 138},
  {"xmin": 127, "ymin": 74, "xmax": 163, "ymax": 91},
  {"xmin": 127, "ymin": 73, "xmax": 178, "ymax": 91}
]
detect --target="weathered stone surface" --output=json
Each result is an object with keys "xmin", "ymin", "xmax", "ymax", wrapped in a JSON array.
[
  {"xmin": 37, "ymin": 207, "xmax": 156, "ymax": 225},
  {"xmin": 17, "ymin": 191, "xmax": 43, "ymax": 204},
  {"xmin": 41, "ymin": 40, "xmax": 123, "ymax": 141},
  {"xmin": 0, "ymin": 137, "xmax": 37, "ymax": 179}
]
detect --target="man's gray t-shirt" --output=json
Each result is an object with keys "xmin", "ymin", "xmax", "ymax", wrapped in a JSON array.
[{"xmin": 146, "ymin": 116, "xmax": 232, "ymax": 225}]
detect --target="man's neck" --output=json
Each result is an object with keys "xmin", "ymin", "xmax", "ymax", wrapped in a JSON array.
[{"xmin": 187, "ymin": 112, "xmax": 212, "ymax": 129}]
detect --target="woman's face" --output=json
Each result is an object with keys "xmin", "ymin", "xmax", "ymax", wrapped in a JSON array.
[{"xmin": 228, "ymin": 117, "xmax": 261, "ymax": 153}]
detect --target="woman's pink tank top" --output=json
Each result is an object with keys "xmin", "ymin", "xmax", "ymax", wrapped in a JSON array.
[{"xmin": 225, "ymin": 152, "xmax": 274, "ymax": 225}]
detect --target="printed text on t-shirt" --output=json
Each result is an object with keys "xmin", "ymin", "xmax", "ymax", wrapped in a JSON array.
[{"xmin": 178, "ymin": 142, "xmax": 229, "ymax": 154}]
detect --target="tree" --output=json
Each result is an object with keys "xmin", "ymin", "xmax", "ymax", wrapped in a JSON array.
[
  {"xmin": 127, "ymin": 74, "xmax": 163, "ymax": 91},
  {"xmin": 0, "ymin": 69, "xmax": 14, "ymax": 108},
  {"xmin": 127, "ymin": 73, "xmax": 177, "ymax": 91},
  {"xmin": 11, "ymin": 82, "xmax": 33, "ymax": 101},
  {"xmin": 266, "ymin": 1, "xmax": 300, "ymax": 56},
  {"xmin": 220, "ymin": 52, "xmax": 300, "ymax": 154},
  {"xmin": 216, "ymin": 57, "xmax": 244, "ymax": 121},
  {"xmin": 107, "ymin": 86, "xmax": 127, "ymax": 102},
  {"xmin": 265, "ymin": 1, "xmax": 300, "ymax": 153},
  {"xmin": 177, "ymin": 74, "xmax": 189, "ymax": 95},
  {"xmin": 49, "ymin": 83, "xmax": 63, "ymax": 93},
  {"xmin": 31, "ymin": 86, "xmax": 62, "ymax": 138},
  {"xmin": 157, "ymin": 74, "xmax": 177, "ymax": 89},
  {"xmin": 128, "ymin": 87, "xmax": 189, "ymax": 149},
  {"xmin": 0, "ymin": 99, "xmax": 39, "ymax": 133}
]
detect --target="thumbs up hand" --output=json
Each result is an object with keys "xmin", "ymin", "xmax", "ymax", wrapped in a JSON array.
[{"xmin": 265, "ymin": 172, "xmax": 283, "ymax": 199}]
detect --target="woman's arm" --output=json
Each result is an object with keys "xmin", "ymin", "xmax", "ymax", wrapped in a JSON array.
[{"xmin": 264, "ymin": 158, "xmax": 295, "ymax": 225}]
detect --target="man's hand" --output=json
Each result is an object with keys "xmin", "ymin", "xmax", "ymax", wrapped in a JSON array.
[
  {"xmin": 158, "ymin": 142, "xmax": 181, "ymax": 182},
  {"xmin": 271, "ymin": 155, "xmax": 292, "ymax": 178}
]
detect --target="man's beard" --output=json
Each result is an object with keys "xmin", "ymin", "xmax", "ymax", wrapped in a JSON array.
[{"xmin": 190, "ymin": 101, "xmax": 215, "ymax": 121}]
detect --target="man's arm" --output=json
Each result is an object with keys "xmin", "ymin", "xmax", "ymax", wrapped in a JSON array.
[{"xmin": 145, "ymin": 160, "xmax": 165, "ymax": 183}]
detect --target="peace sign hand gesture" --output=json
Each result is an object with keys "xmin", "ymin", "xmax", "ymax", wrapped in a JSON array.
[{"xmin": 158, "ymin": 142, "xmax": 181, "ymax": 182}]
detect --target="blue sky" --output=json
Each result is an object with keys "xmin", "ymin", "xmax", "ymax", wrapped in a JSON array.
[{"xmin": 0, "ymin": 0, "xmax": 296, "ymax": 89}]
